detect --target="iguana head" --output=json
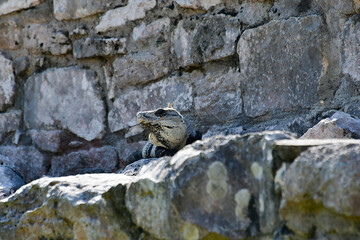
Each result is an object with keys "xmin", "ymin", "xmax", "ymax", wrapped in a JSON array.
[{"xmin": 136, "ymin": 104, "xmax": 187, "ymax": 150}]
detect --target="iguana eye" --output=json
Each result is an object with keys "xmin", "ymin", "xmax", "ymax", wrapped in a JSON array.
[{"xmin": 155, "ymin": 109, "xmax": 166, "ymax": 117}]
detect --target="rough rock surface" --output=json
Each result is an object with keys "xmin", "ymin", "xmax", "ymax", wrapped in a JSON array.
[
  {"xmin": 24, "ymin": 67, "xmax": 105, "ymax": 141},
  {"xmin": 73, "ymin": 37, "xmax": 126, "ymax": 59},
  {"xmin": 0, "ymin": 54, "xmax": 15, "ymax": 111},
  {"xmin": 0, "ymin": 0, "xmax": 41, "ymax": 16},
  {"xmin": 302, "ymin": 111, "xmax": 360, "ymax": 139},
  {"xmin": 29, "ymin": 130, "xmax": 65, "ymax": 153},
  {"xmin": 342, "ymin": 16, "xmax": 360, "ymax": 82},
  {"xmin": 49, "ymin": 146, "xmax": 119, "ymax": 177},
  {"xmin": 172, "ymin": 15, "xmax": 241, "ymax": 67},
  {"xmin": 0, "ymin": 20, "xmax": 22, "ymax": 50},
  {"xmin": 193, "ymin": 66, "xmax": 242, "ymax": 124},
  {"xmin": 23, "ymin": 24, "xmax": 72, "ymax": 55},
  {"xmin": 175, "ymin": 0, "xmax": 223, "ymax": 10},
  {"xmin": 96, "ymin": 0, "xmax": 156, "ymax": 33},
  {"xmin": 238, "ymin": 15, "xmax": 325, "ymax": 117},
  {"xmin": 0, "ymin": 166, "xmax": 25, "ymax": 199},
  {"xmin": 54, "ymin": 0, "xmax": 127, "ymax": 20},
  {"xmin": 281, "ymin": 144, "xmax": 360, "ymax": 239},
  {"xmin": 108, "ymin": 74, "xmax": 193, "ymax": 132},
  {"xmin": 0, "ymin": 110, "xmax": 21, "ymax": 142},
  {"xmin": 0, "ymin": 146, "xmax": 48, "ymax": 183}
]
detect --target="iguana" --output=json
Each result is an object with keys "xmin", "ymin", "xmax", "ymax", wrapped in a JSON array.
[{"xmin": 126, "ymin": 104, "xmax": 202, "ymax": 164}]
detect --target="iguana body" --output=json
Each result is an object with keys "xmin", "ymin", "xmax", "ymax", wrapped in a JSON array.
[{"xmin": 126, "ymin": 105, "xmax": 202, "ymax": 164}]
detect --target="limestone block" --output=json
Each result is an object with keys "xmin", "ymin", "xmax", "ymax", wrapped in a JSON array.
[
  {"xmin": 54, "ymin": 0, "xmax": 126, "ymax": 20},
  {"xmin": 23, "ymin": 24, "xmax": 72, "ymax": 55},
  {"xmin": 342, "ymin": 16, "xmax": 360, "ymax": 82},
  {"xmin": 49, "ymin": 146, "xmax": 119, "ymax": 177},
  {"xmin": 238, "ymin": 15, "xmax": 325, "ymax": 117},
  {"xmin": 0, "ymin": 166, "xmax": 25, "ymax": 199},
  {"xmin": 0, "ymin": 146, "xmax": 48, "ymax": 183},
  {"xmin": 0, "ymin": 0, "xmax": 41, "ymax": 16},
  {"xmin": 237, "ymin": 1, "xmax": 272, "ymax": 26},
  {"xmin": 172, "ymin": 15, "xmax": 241, "ymax": 67},
  {"xmin": 281, "ymin": 143, "xmax": 360, "ymax": 238},
  {"xmin": 0, "ymin": 174, "xmax": 134, "ymax": 240},
  {"xmin": 29, "ymin": 130, "xmax": 65, "ymax": 153},
  {"xmin": 96, "ymin": 0, "xmax": 156, "ymax": 33},
  {"xmin": 0, "ymin": 110, "xmax": 22, "ymax": 142},
  {"xmin": 175, "ymin": 0, "xmax": 223, "ymax": 10},
  {"xmin": 301, "ymin": 111, "xmax": 360, "ymax": 139},
  {"xmin": 0, "ymin": 20, "xmax": 22, "ymax": 50},
  {"xmin": 132, "ymin": 17, "xmax": 171, "ymax": 46},
  {"xmin": 24, "ymin": 67, "xmax": 105, "ymax": 141},
  {"xmin": 108, "ymin": 74, "xmax": 193, "ymax": 132},
  {"xmin": 0, "ymin": 54, "xmax": 15, "ymax": 111},
  {"xmin": 73, "ymin": 37, "xmax": 126, "ymax": 59},
  {"xmin": 193, "ymin": 67, "xmax": 242, "ymax": 124},
  {"xmin": 110, "ymin": 48, "xmax": 173, "ymax": 92}
]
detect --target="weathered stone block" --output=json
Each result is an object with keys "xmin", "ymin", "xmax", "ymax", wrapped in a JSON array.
[
  {"xmin": 237, "ymin": 1, "xmax": 272, "ymax": 26},
  {"xmin": 23, "ymin": 24, "xmax": 72, "ymax": 55},
  {"xmin": 54, "ymin": 0, "xmax": 126, "ymax": 20},
  {"xmin": 281, "ymin": 143, "xmax": 360, "ymax": 238},
  {"xmin": 0, "ymin": 21, "xmax": 22, "ymax": 50},
  {"xmin": 108, "ymin": 74, "xmax": 193, "ymax": 132},
  {"xmin": 0, "ymin": 54, "xmax": 15, "ymax": 111},
  {"xmin": 132, "ymin": 17, "xmax": 171, "ymax": 46},
  {"xmin": 193, "ymin": 67, "xmax": 242, "ymax": 124},
  {"xmin": 96, "ymin": 0, "xmax": 156, "ymax": 33},
  {"xmin": 301, "ymin": 111, "xmax": 360, "ymax": 139},
  {"xmin": 0, "ymin": 174, "xmax": 134, "ymax": 240},
  {"xmin": 110, "ymin": 48, "xmax": 173, "ymax": 92},
  {"xmin": 73, "ymin": 37, "xmax": 126, "ymax": 59},
  {"xmin": 0, "ymin": 166, "xmax": 25, "ymax": 199},
  {"xmin": 342, "ymin": 16, "xmax": 360, "ymax": 82},
  {"xmin": 172, "ymin": 15, "xmax": 241, "ymax": 67},
  {"xmin": 175, "ymin": 0, "xmax": 223, "ymax": 10},
  {"xmin": 29, "ymin": 130, "xmax": 64, "ymax": 153},
  {"xmin": 0, "ymin": 146, "xmax": 48, "ymax": 183},
  {"xmin": 0, "ymin": 0, "xmax": 41, "ymax": 16},
  {"xmin": 237, "ymin": 15, "xmax": 325, "ymax": 117},
  {"xmin": 24, "ymin": 67, "xmax": 105, "ymax": 141},
  {"xmin": 0, "ymin": 110, "xmax": 22, "ymax": 141},
  {"xmin": 49, "ymin": 146, "xmax": 119, "ymax": 177}
]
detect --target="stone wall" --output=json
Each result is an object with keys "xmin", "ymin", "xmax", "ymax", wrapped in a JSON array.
[{"xmin": 0, "ymin": 1, "xmax": 359, "ymax": 177}]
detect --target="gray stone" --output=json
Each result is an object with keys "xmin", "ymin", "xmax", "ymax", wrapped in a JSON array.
[
  {"xmin": 23, "ymin": 24, "xmax": 72, "ymax": 55},
  {"xmin": 96, "ymin": 0, "xmax": 156, "ymax": 33},
  {"xmin": 237, "ymin": 15, "xmax": 325, "ymax": 117},
  {"xmin": 119, "ymin": 158, "xmax": 160, "ymax": 176},
  {"xmin": 301, "ymin": 111, "xmax": 360, "ymax": 139},
  {"xmin": 24, "ymin": 67, "xmax": 106, "ymax": 141},
  {"xmin": 29, "ymin": 130, "xmax": 64, "ymax": 153},
  {"xmin": 237, "ymin": 1, "xmax": 272, "ymax": 26},
  {"xmin": 54, "ymin": 0, "xmax": 127, "ymax": 20},
  {"xmin": 73, "ymin": 37, "xmax": 126, "ymax": 59},
  {"xmin": 110, "ymin": 48, "xmax": 173, "ymax": 92},
  {"xmin": 0, "ymin": 166, "xmax": 25, "ymax": 199},
  {"xmin": 49, "ymin": 146, "xmax": 119, "ymax": 177},
  {"xmin": 0, "ymin": 146, "xmax": 48, "ymax": 183},
  {"xmin": 108, "ymin": 74, "xmax": 193, "ymax": 132},
  {"xmin": 116, "ymin": 140, "xmax": 146, "ymax": 166},
  {"xmin": 0, "ymin": 20, "xmax": 22, "ymax": 50},
  {"xmin": 132, "ymin": 18, "xmax": 171, "ymax": 46},
  {"xmin": 269, "ymin": 0, "xmax": 313, "ymax": 20},
  {"xmin": 0, "ymin": 110, "xmax": 22, "ymax": 142},
  {"xmin": 0, "ymin": 54, "xmax": 15, "ymax": 111},
  {"xmin": 342, "ymin": 16, "xmax": 360, "ymax": 82},
  {"xmin": 14, "ymin": 56, "xmax": 29, "ymax": 75},
  {"xmin": 193, "ymin": 66, "xmax": 242, "ymax": 124},
  {"xmin": 175, "ymin": 0, "xmax": 223, "ymax": 10},
  {"xmin": 0, "ymin": 0, "xmax": 41, "ymax": 16},
  {"xmin": 280, "ymin": 143, "xmax": 360, "ymax": 238},
  {"xmin": 0, "ymin": 174, "xmax": 135, "ymax": 240},
  {"xmin": 172, "ymin": 15, "xmax": 241, "ymax": 67},
  {"xmin": 314, "ymin": 0, "xmax": 359, "ymax": 14},
  {"xmin": 125, "ymin": 132, "xmax": 293, "ymax": 239}
]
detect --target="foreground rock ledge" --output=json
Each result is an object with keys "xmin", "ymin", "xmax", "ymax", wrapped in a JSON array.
[{"xmin": 1, "ymin": 132, "xmax": 360, "ymax": 240}]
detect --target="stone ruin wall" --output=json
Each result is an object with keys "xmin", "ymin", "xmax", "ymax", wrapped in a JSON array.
[{"xmin": 0, "ymin": 0, "xmax": 360, "ymax": 182}]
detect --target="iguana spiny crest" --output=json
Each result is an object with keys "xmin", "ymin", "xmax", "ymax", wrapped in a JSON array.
[{"xmin": 136, "ymin": 103, "xmax": 188, "ymax": 150}]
